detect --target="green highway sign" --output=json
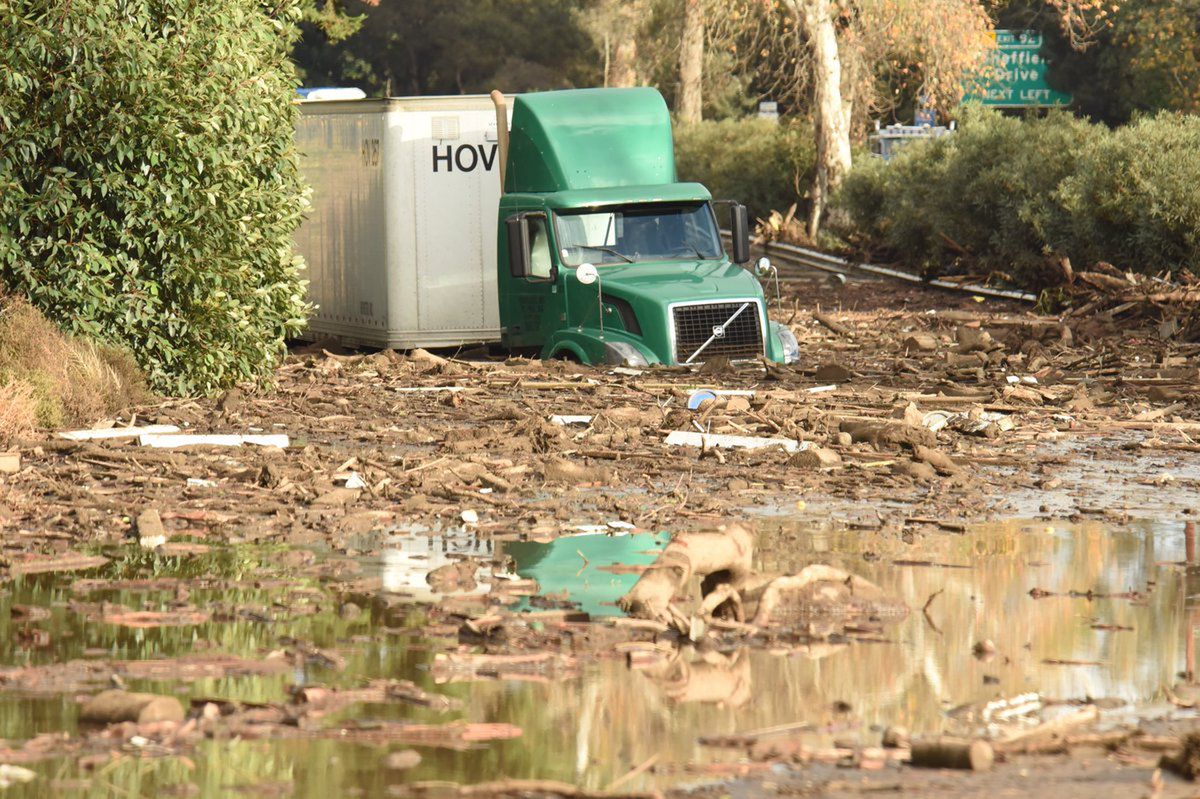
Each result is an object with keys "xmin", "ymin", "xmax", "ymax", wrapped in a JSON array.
[{"xmin": 966, "ymin": 30, "xmax": 1072, "ymax": 108}]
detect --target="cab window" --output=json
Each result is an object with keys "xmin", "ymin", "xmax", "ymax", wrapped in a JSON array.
[{"xmin": 529, "ymin": 217, "xmax": 553, "ymax": 279}]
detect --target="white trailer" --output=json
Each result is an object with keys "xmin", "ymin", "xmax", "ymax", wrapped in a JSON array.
[{"xmin": 294, "ymin": 96, "xmax": 508, "ymax": 348}]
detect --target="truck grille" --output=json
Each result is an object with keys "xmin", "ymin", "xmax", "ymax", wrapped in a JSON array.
[{"xmin": 672, "ymin": 301, "xmax": 764, "ymax": 364}]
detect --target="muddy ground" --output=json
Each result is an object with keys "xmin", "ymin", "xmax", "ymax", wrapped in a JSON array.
[{"xmin": 1, "ymin": 271, "xmax": 1199, "ymax": 797}]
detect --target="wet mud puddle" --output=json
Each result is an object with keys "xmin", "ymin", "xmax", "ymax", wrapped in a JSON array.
[{"xmin": 0, "ymin": 520, "xmax": 1195, "ymax": 796}]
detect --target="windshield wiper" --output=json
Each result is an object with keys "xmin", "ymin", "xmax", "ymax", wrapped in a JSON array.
[{"xmin": 563, "ymin": 243, "xmax": 634, "ymax": 263}]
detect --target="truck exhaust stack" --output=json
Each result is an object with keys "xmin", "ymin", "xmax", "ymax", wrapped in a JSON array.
[{"xmin": 489, "ymin": 90, "xmax": 509, "ymax": 193}]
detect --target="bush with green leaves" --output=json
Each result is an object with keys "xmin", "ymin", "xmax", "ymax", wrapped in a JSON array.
[
  {"xmin": 674, "ymin": 118, "xmax": 815, "ymax": 223},
  {"xmin": 1053, "ymin": 114, "xmax": 1200, "ymax": 272},
  {"xmin": 836, "ymin": 107, "xmax": 1200, "ymax": 289},
  {"xmin": 0, "ymin": 0, "xmax": 310, "ymax": 395}
]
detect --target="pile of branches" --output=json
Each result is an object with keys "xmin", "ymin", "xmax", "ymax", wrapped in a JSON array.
[{"xmin": 1057, "ymin": 258, "xmax": 1200, "ymax": 340}]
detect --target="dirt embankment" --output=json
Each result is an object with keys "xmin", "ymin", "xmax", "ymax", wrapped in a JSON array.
[{"xmin": 0, "ymin": 298, "xmax": 144, "ymax": 442}]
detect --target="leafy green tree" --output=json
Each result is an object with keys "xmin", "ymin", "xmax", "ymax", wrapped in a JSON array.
[
  {"xmin": 293, "ymin": 0, "xmax": 598, "ymax": 95},
  {"xmin": 300, "ymin": 0, "xmax": 380, "ymax": 42},
  {"xmin": 1011, "ymin": 0, "xmax": 1200, "ymax": 124},
  {"xmin": 0, "ymin": 0, "xmax": 310, "ymax": 395}
]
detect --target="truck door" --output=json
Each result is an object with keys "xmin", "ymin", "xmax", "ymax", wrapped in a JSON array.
[{"xmin": 502, "ymin": 212, "xmax": 560, "ymax": 349}]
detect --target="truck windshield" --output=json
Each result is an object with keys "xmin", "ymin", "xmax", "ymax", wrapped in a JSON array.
[{"xmin": 554, "ymin": 203, "xmax": 723, "ymax": 266}]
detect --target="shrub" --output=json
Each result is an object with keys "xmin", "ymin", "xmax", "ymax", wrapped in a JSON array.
[
  {"xmin": 0, "ymin": 297, "xmax": 146, "ymax": 440},
  {"xmin": 675, "ymin": 118, "xmax": 816, "ymax": 223},
  {"xmin": 1054, "ymin": 114, "xmax": 1200, "ymax": 272},
  {"xmin": 835, "ymin": 107, "xmax": 1198, "ymax": 288},
  {"xmin": 0, "ymin": 0, "xmax": 310, "ymax": 396}
]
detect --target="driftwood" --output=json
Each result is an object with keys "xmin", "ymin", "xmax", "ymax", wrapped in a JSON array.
[
  {"xmin": 618, "ymin": 524, "xmax": 902, "ymax": 634},
  {"xmin": 747, "ymin": 565, "xmax": 895, "ymax": 627},
  {"xmin": 79, "ymin": 690, "xmax": 184, "ymax": 725},
  {"xmin": 617, "ymin": 524, "xmax": 753, "ymax": 620},
  {"xmin": 910, "ymin": 737, "xmax": 994, "ymax": 771},
  {"xmin": 633, "ymin": 649, "xmax": 752, "ymax": 708}
]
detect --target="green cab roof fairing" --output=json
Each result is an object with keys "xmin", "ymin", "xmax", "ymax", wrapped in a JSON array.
[
  {"xmin": 505, "ymin": 88, "xmax": 677, "ymax": 193},
  {"xmin": 538, "ymin": 183, "xmax": 712, "ymax": 211}
]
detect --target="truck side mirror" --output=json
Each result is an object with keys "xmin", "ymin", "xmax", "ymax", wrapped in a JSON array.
[
  {"xmin": 730, "ymin": 204, "xmax": 751, "ymax": 264},
  {"xmin": 506, "ymin": 214, "xmax": 532, "ymax": 278}
]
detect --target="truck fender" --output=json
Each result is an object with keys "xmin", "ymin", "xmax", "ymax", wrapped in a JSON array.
[
  {"xmin": 547, "ymin": 341, "xmax": 589, "ymax": 364},
  {"xmin": 542, "ymin": 330, "xmax": 659, "ymax": 367}
]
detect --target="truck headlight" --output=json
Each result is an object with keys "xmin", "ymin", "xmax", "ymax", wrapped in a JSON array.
[
  {"xmin": 770, "ymin": 321, "xmax": 800, "ymax": 365},
  {"xmin": 604, "ymin": 341, "xmax": 650, "ymax": 368}
]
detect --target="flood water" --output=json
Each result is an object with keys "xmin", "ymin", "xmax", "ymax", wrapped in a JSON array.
[{"xmin": 0, "ymin": 518, "xmax": 1195, "ymax": 796}]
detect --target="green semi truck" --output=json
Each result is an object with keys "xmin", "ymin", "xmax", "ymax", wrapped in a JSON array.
[{"xmin": 295, "ymin": 87, "xmax": 798, "ymax": 367}]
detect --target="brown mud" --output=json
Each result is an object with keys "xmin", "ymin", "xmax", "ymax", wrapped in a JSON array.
[{"xmin": 1, "ymin": 273, "xmax": 1199, "ymax": 797}]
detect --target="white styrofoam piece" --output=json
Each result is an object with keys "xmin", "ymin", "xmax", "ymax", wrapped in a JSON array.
[
  {"xmin": 664, "ymin": 430, "xmax": 800, "ymax": 454},
  {"xmin": 138, "ymin": 433, "xmax": 290, "ymax": 449},
  {"xmin": 550, "ymin": 415, "xmax": 594, "ymax": 426},
  {"xmin": 59, "ymin": 424, "xmax": 181, "ymax": 441}
]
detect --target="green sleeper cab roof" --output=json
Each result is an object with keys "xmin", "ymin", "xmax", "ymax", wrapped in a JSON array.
[{"xmin": 505, "ymin": 87, "xmax": 676, "ymax": 194}]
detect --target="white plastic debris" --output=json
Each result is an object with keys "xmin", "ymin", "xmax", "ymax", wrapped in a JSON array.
[
  {"xmin": 138, "ymin": 433, "xmax": 289, "ymax": 449},
  {"xmin": 921, "ymin": 410, "xmax": 1014, "ymax": 435},
  {"xmin": 59, "ymin": 424, "xmax": 181, "ymax": 441},
  {"xmin": 611, "ymin": 367, "xmax": 644, "ymax": 377},
  {"xmin": 460, "ymin": 509, "xmax": 479, "ymax": 525},
  {"xmin": 983, "ymin": 692, "xmax": 1042, "ymax": 724},
  {"xmin": 550, "ymin": 415, "xmax": 594, "ymax": 426},
  {"xmin": 959, "ymin": 411, "xmax": 1015, "ymax": 435},
  {"xmin": 921, "ymin": 411, "xmax": 955, "ymax": 433},
  {"xmin": 805, "ymin": 384, "xmax": 838, "ymax": 394},
  {"xmin": 607, "ymin": 520, "xmax": 636, "ymax": 530},
  {"xmin": 686, "ymin": 389, "xmax": 756, "ymax": 409},
  {"xmin": 0, "ymin": 451, "xmax": 20, "ymax": 474},
  {"xmin": 664, "ymin": 430, "xmax": 801, "ymax": 454},
  {"xmin": 186, "ymin": 478, "xmax": 217, "ymax": 489},
  {"xmin": 342, "ymin": 472, "xmax": 367, "ymax": 490},
  {"xmin": 0, "ymin": 764, "xmax": 37, "ymax": 788}
]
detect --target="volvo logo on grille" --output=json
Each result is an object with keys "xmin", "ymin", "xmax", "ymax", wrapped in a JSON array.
[{"xmin": 682, "ymin": 301, "xmax": 754, "ymax": 364}]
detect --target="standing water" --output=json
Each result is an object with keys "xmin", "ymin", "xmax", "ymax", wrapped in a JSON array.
[{"xmin": 0, "ymin": 519, "xmax": 1193, "ymax": 796}]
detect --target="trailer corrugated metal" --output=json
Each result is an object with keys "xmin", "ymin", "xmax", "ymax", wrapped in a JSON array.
[{"xmin": 294, "ymin": 96, "xmax": 508, "ymax": 348}]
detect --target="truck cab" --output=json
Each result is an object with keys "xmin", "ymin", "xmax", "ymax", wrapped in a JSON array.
[{"xmin": 496, "ymin": 88, "xmax": 797, "ymax": 367}]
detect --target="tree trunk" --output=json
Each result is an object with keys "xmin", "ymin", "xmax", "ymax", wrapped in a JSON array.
[
  {"xmin": 609, "ymin": 3, "xmax": 640, "ymax": 87},
  {"xmin": 793, "ymin": 0, "xmax": 853, "ymax": 239},
  {"xmin": 610, "ymin": 38, "xmax": 639, "ymax": 87},
  {"xmin": 603, "ymin": 32, "xmax": 611, "ymax": 87},
  {"xmin": 678, "ymin": 0, "xmax": 704, "ymax": 123}
]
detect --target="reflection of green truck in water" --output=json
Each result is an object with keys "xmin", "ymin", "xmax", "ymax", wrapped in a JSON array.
[
  {"xmin": 505, "ymin": 533, "xmax": 668, "ymax": 617},
  {"xmin": 296, "ymin": 87, "xmax": 798, "ymax": 367}
]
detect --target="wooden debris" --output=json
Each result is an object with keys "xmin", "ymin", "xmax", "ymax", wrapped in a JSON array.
[
  {"xmin": 79, "ymin": 690, "xmax": 185, "ymax": 725},
  {"xmin": 910, "ymin": 737, "xmax": 994, "ymax": 771}
]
